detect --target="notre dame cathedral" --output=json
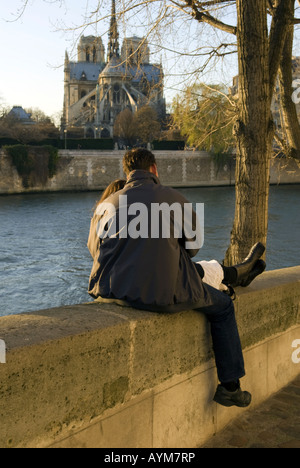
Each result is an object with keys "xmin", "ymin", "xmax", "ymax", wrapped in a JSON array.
[{"xmin": 62, "ymin": 0, "xmax": 166, "ymax": 139}]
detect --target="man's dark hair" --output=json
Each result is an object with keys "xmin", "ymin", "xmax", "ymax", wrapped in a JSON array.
[{"xmin": 123, "ymin": 148, "xmax": 156, "ymax": 175}]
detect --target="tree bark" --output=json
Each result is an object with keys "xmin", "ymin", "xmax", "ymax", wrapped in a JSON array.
[
  {"xmin": 224, "ymin": 0, "xmax": 272, "ymax": 264},
  {"xmin": 277, "ymin": 0, "xmax": 300, "ymax": 161}
]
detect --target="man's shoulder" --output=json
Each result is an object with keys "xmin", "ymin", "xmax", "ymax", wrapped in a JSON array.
[{"xmin": 154, "ymin": 184, "xmax": 189, "ymax": 204}]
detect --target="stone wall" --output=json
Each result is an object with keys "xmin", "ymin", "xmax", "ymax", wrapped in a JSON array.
[
  {"xmin": 1, "ymin": 149, "xmax": 300, "ymax": 194},
  {"xmin": 0, "ymin": 266, "xmax": 299, "ymax": 448}
]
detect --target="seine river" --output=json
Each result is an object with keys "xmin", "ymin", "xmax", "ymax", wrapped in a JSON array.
[{"xmin": 0, "ymin": 185, "xmax": 299, "ymax": 317}]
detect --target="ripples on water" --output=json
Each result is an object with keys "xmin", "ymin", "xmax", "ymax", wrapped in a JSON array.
[{"xmin": 0, "ymin": 185, "xmax": 299, "ymax": 316}]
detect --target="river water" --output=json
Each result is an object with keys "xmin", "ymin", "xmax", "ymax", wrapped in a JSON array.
[{"xmin": 0, "ymin": 185, "xmax": 299, "ymax": 317}]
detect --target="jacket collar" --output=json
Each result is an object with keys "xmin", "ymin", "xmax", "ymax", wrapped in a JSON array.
[{"xmin": 126, "ymin": 170, "xmax": 160, "ymax": 185}]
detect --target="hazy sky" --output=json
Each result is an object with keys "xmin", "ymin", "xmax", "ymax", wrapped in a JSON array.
[{"xmin": 0, "ymin": 1, "xmax": 88, "ymax": 119}]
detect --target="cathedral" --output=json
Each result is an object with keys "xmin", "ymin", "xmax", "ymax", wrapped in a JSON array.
[{"xmin": 62, "ymin": 0, "xmax": 166, "ymax": 139}]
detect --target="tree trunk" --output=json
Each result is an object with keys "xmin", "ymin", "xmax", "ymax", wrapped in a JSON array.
[
  {"xmin": 278, "ymin": 0, "xmax": 300, "ymax": 161},
  {"xmin": 224, "ymin": 0, "xmax": 272, "ymax": 265}
]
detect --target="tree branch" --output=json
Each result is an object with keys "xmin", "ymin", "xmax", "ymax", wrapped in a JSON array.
[
  {"xmin": 5, "ymin": 0, "xmax": 29, "ymax": 22},
  {"xmin": 267, "ymin": 0, "xmax": 275, "ymax": 15},
  {"xmin": 194, "ymin": 0, "xmax": 235, "ymax": 8},
  {"xmin": 183, "ymin": 0, "xmax": 237, "ymax": 35},
  {"xmin": 274, "ymin": 131, "xmax": 300, "ymax": 161},
  {"xmin": 268, "ymin": 0, "xmax": 292, "ymax": 94}
]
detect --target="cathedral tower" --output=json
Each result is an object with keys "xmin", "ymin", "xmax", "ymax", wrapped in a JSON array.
[
  {"xmin": 108, "ymin": 0, "xmax": 120, "ymax": 59},
  {"xmin": 77, "ymin": 36, "xmax": 105, "ymax": 63},
  {"xmin": 62, "ymin": 0, "xmax": 165, "ymax": 139}
]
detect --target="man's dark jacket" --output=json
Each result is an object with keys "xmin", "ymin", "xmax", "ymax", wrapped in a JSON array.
[{"xmin": 88, "ymin": 170, "xmax": 212, "ymax": 312}]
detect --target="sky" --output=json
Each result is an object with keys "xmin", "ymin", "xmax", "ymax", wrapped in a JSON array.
[
  {"xmin": 4, "ymin": 0, "xmax": 297, "ymax": 125},
  {"xmin": 0, "ymin": 1, "xmax": 90, "ymax": 120}
]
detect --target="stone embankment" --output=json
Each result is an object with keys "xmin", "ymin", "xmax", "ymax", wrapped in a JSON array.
[{"xmin": 1, "ymin": 149, "xmax": 300, "ymax": 194}]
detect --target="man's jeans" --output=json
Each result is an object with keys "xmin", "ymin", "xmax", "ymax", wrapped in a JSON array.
[{"xmin": 198, "ymin": 282, "xmax": 245, "ymax": 383}]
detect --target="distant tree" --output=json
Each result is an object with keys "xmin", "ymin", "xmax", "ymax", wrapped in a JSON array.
[
  {"xmin": 113, "ymin": 108, "xmax": 136, "ymax": 146},
  {"xmin": 114, "ymin": 106, "xmax": 161, "ymax": 145},
  {"xmin": 25, "ymin": 108, "xmax": 59, "ymax": 139},
  {"xmin": 25, "ymin": 107, "xmax": 51, "ymax": 123},
  {"xmin": 160, "ymin": 126, "xmax": 183, "ymax": 142},
  {"xmin": 0, "ymin": 97, "xmax": 9, "ymax": 118},
  {"xmin": 172, "ymin": 83, "xmax": 236, "ymax": 154},
  {"xmin": 133, "ymin": 106, "xmax": 161, "ymax": 144},
  {"xmin": 0, "ymin": 107, "xmax": 59, "ymax": 143}
]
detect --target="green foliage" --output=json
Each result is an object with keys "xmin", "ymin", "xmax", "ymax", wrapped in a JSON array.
[
  {"xmin": 43, "ymin": 145, "xmax": 59, "ymax": 178},
  {"xmin": 4, "ymin": 145, "xmax": 32, "ymax": 177},
  {"xmin": 114, "ymin": 106, "xmax": 161, "ymax": 145},
  {"xmin": 172, "ymin": 83, "xmax": 236, "ymax": 155},
  {"xmin": 134, "ymin": 106, "xmax": 161, "ymax": 144},
  {"xmin": 4, "ymin": 145, "xmax": 60, "ymax": 188}
]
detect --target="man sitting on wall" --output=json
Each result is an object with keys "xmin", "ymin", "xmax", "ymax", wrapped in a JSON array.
[{"xmin": 87, "ymin": 148, "xmax": 266, "ymax": 408}]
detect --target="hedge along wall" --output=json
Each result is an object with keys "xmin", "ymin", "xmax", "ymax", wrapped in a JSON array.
[
  {"xmin": 0, "ymin": 139, "xmax": 187, "ymax": 151},
  {"xmin": 0, "ymin": 138, "xmax": 115, "ymax": 150}
]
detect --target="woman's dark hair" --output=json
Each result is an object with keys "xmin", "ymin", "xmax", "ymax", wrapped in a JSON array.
[
  {"xmin": 100, "ymin": 179, "xmax": 126, "ymax": 202},
  {"xmin": 122, "ymin": 148, "xmax": 156, "ymax": 175},
  {"xmin": 94, "ymin": 178, "xmax": 126, "ymax": 213}
]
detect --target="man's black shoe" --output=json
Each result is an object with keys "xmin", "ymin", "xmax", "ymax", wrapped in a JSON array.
[
  {"xmin": 213, "ymin": 384, "xmax": 252, "ymax": 408},
  {"xmin": 231, "ymin": 242, "xmax": 265, "ymax": 288},
  {"xmin": 239, "ymin": 259, "xmax": 266, "ymax": 287}
]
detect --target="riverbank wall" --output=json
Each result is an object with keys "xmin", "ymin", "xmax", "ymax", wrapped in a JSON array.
[
  {"xmin": 0, "ymin": 266, "xmax": 299, "ymax": 448},
  {"xmin": 1, "ymin": 149, "xmax": 300, "ymax": 194}
]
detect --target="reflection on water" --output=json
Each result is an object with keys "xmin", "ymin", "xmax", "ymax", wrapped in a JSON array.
[{"xmin": 0, "ymin": 185, "xmax": 299, "ymax": 316}]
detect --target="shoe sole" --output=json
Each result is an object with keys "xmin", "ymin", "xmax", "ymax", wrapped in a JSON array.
[
  {"xmin": 213, "ymin": 396, "xmax": 252, "ymax": 408},
  {"xmin": 213, "ymin": 392, "xmax": 252, "ymax": 408}
]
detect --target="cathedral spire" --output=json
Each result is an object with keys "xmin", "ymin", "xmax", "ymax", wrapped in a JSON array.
[{"xmin": 108, "ymin": 0, "xmax": 120, "ymax": 59}]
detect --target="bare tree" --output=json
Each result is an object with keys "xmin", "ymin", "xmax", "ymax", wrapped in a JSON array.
[
  {"xmin": 113, "ymin": 108, "xmax": 136, "ymax": 146},
  {"xmin": 114, "ymin": 106, "xmax": 161, "ymax": 145},
  {"xmin": 274, "ymin": 0, "xmax": 300, "ymax": 160},
  {"xmin": 133, "ymin": 106, "xmax": 161, "ymax": 144}
]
